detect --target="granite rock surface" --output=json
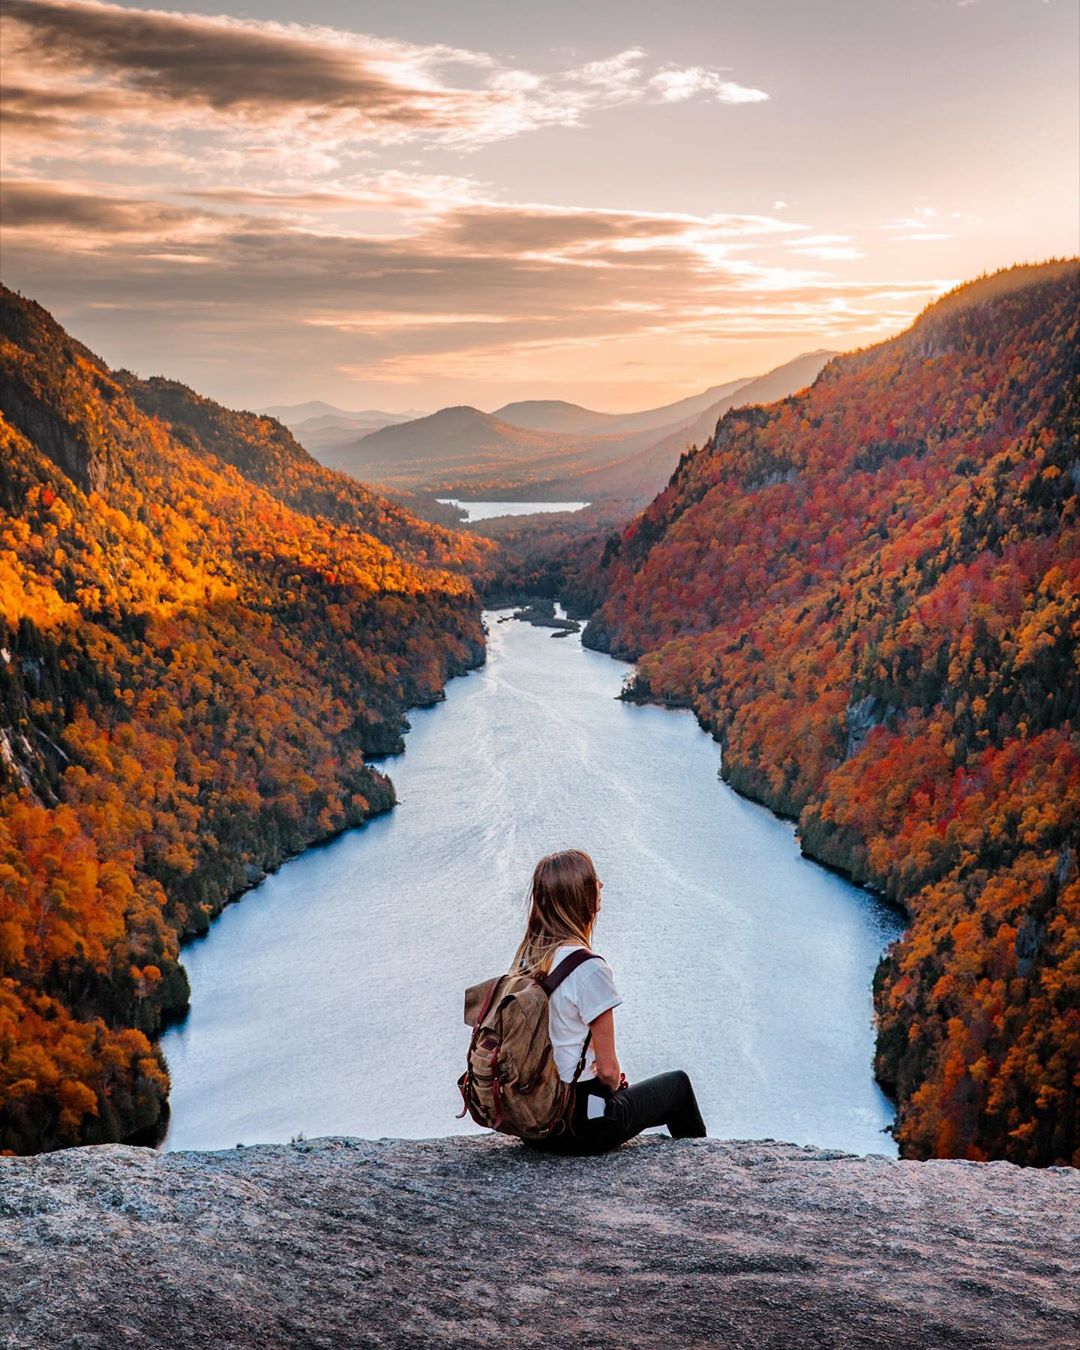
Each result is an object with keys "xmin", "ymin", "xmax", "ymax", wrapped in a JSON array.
[{"xmin": 1, "ymin": 1136, "xmax": 1077, "ymax": 1348}]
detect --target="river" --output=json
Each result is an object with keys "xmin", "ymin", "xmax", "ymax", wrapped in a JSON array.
[{"xmin": 161, "ymin": 610, "xmax": 905, "ymax": 1155}]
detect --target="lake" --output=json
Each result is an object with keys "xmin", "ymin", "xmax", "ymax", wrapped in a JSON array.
[
  {"xmin": 161, "ymin": 611, "xmax": 905, "ymax": 1154},
  {"xmin": 437, "ymin": 499, "xmax": 589, "ymax": 522}
]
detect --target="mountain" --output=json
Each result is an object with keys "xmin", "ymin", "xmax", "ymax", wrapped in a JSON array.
[
  {"xmin": 630, "ymin": 350, "xmax": 833, "ymax": 469},
  {"xmin": 0, "ymin": 286, "xmax": 489, "ymax": 1154},
  {"xmin": 530, "ymin": 352, "xmax": 835, "ymax": 503},
  {"xmin": 262, "ymin": 400, "xmax": 426, "ymax": 425},
  {"xmin": 581, "ymin": 261, "xmax": 1080, "ymax": 1165},
  {"xmin": 261, "ymin": 402, "xmax": 428, "ymax": 456},
  {"xmin": 318, "ymin": 405, "xmax": 668, "ymax": 495},
  {"xmin": 111, "ymin": 375, "xmax": 481, "ymax": 558},
  {"xmin": 489, "ymin": 399, "xmax": 623, "ymax": 435},
  {"xmin": 291, "ymin": 414, "xmax": 410, "ymax": 449},
  {"xmin": 318, "ymin": 365, "xmax": 827, "ymax": 502},
  {"xmin": 350, "ymin": 405, "xmax": 564, "ymax": 465},
  {"xmin": 589, "ymin": 378, "xmax": 756, "ymax": 437},
  {"xmin": 488, "ymin": 382, "xmax": 754, "ymax": 437}
]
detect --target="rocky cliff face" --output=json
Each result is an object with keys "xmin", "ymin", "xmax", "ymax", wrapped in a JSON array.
[{"xmin": 2, "ymin": 1136, "xmax": 1076, "ymax": 1348}]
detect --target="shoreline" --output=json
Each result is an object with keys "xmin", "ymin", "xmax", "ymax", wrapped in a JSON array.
[
  {"xmin": 599, "ymin": 623, "xmax": 910, "ymax": 921},
  {"xmin": 140, "ymin": 635, "xmax": 490, "ymax": 1149}
]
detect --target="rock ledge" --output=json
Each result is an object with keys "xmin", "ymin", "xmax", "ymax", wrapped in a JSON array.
[{"xmin": 2, "ymin": 1136, "xmax": 1077, "ymax": 1348}]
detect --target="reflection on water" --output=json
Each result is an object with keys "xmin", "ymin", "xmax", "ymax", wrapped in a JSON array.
[{"xmin": 161, "ymin": 612, "xmax": 905, "ymax": 1154}]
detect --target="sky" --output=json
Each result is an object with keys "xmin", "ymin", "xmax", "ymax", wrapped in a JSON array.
[{"xmin": 1, "ymin": 0, "xmax": 1077, "ymax": 414}]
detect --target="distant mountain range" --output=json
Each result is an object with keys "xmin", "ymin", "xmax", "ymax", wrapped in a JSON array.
[
  {"xmin": 302, "ymin": 354, "xmax": 834, "ymax": 504},
  {"xmin": 262, "ymin": 400, "xmax": 429, "ymax": 424},
  {"xmin": 490, "ymin": 378, "xmax": 752, "ymax": 438},
  {"xmin": 261, "ymin": 402, "xmax": 430, "ymax": 455},
  {"xmin": 532, "ymin": 351, "xmax": 835, "ymax": 502}
]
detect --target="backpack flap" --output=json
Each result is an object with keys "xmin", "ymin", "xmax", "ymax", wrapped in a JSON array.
[{"xmin": 464, "ymin": 975, "xmax": 501, "ymax": 1027}]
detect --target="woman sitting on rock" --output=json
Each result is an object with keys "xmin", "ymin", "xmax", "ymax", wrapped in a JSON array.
[{"xmin": 516, "ymin": 848, "xmax": 707, "ymax": 1154}]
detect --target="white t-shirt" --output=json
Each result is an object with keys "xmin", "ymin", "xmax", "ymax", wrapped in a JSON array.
[{"xmin": 547, "ymin": 944, "xmax": 623, "ymax": 1083}]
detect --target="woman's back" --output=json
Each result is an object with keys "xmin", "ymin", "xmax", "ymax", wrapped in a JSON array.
[{"xmin": 546, "ymin": 943, "xmax": 622, "ymax": 1083}]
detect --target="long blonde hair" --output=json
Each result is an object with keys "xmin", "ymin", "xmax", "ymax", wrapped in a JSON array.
[{"xmin": 512, "ymin": 849, "xmax": 601, "ymax": 977}]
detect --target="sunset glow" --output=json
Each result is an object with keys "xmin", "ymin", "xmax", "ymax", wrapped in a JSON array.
[{"xmin": 1, "ymin": 0, "xmax": 1077, "ymax": 410}]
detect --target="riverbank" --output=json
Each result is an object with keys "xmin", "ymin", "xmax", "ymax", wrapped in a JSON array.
[
  {"xmin": 3, "ymin": 1135, "xmax": 1077, "ymax": 1348},
  {"xmin": 600, "ymin": 626, "xmax": 909, "ymax": 915}
]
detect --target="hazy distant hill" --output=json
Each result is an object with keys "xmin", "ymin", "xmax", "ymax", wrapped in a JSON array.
[
  {"xmin": 262, "ymin": 401, "xmax": 428, "ymax": 455},
  {"xmin": 634, "ymin": 350, "xmax": 834, "ymax": 476},
  {"xmin": 318, "ymin": 405, "xmax": 673, "ymax": 495},
  {"xmin": 324, "ymin": 405, "xmax": 586, "ymax": 483},
  {"xmin": 593, "ymin": 378, "xmax": 756, "ymax": 437},
  {"xmin": 263, "ymin": 400, "xmax": 427, "ymax": 425},
  {"xmin": 524, "ymin": 351, "xmax": 835, "ymax": 503},
  {"xmin": 492, "ymin": 379, "xmax": 752, "ymax": 438},
  {"xmin": 488, "ymin": 399, "xmax": 622, "ymax": 435}
]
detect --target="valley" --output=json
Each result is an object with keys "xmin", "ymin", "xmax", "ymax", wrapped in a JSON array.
[{"xmin": 1, "ymin": 262, "xmax": 1077, "ymax": 1167}]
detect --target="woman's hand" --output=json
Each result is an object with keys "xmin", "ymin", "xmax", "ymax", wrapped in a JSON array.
[{"xmin": 589, "ymin": 1008, "xmax": 622, "ymax": 1091}]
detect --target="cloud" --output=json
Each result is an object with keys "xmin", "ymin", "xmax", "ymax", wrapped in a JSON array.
[
  {"xmin": 2, "ymin": 1, "xmax": 503, "ymax": 133},
  {"xmin": 180, "ymin": 171, "xmax": 487, "ymax": 215},
  {"xmin": 0, "ymin": 1, "xmax": 769, "ymax": 165},
  {"xmin": 788, "ymin": 246, "xmax": 865, "ymax": 260},
  {"xmin": 783, "ymin": 233, "xmax": 864, "ymax": 261},
  {"xmin": 566, "ymin": 49, "xmax": 648, "ymax": 100},
  {"xmin": 649, "ymin": 67, "xmax": 769, "ymax": 105},
  {"xmin": 888, "ymin": 233, "xmax": 955, "ymax": 243},
  {"xmin": 0, "ymin": 170, "xmax": 950, "ymax": 398},
  {"xmin": 0, "ymin": 5, "xmax": 960, "ymax": 406},
  {"xmin": 879, "ymin": 211, "xmax": 959, "ymax": 244},
  {"xmin": 0, "ymin": 177, "xmax": 223, "ymax": 244}
]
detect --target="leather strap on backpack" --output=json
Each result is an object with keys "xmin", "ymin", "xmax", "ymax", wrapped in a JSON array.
[{"xmin": 538, "ymin": 948, "xmax": 600, "ymax": 996}]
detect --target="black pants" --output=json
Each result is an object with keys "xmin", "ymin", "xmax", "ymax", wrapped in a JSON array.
[{"xmin": 529, "ymin": 1070, "xmax": 707, "ymax": 1156}]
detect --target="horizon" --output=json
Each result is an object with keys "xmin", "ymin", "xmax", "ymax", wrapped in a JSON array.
[{"xmin": 1, "ymin": 0, "xmax": 1077, "ymax": 413}]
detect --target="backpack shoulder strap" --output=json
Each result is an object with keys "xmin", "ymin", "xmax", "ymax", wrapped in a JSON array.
[{"xmin": 539, "ymin": 948, "xmax": 600, "ymax": 996}]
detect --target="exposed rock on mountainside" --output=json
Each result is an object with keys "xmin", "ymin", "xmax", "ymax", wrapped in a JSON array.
[{"xmin": 2, "ymin": 1136, "xmax": 1077, "ymax": 1349}]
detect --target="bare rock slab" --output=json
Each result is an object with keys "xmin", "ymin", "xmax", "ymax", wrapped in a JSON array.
[{"xmin": 1, "ymin": 1136, "xmax": 1077, "ymax": 1348}]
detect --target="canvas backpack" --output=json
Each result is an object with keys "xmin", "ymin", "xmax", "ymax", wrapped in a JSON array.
[{"xmin": 457, "ymin": 950, "xmax": 600, "ymax": 1140}]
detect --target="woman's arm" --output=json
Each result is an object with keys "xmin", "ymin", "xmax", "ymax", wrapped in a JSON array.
[{"xmin": 589, "ymin": 1007, "xmax": 622, "ymax": 1090}]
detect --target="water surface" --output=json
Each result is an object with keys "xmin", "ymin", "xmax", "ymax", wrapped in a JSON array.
[
  {"xmin": 437, "ymin": 498, "xmax": 589, "ymax": 521},
  {"xmin": 162, "ymin": 612, "xmax": 904, "ymax": 1154}
]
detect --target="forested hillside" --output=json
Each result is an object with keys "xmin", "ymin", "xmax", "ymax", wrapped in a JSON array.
[
  {"xmin": 584, "ymin": 262, "xmax": 1080, "ymax": 1165},
  {"xmin": 0, "ymin": 288, "xmax": 488, "ymax": 1154}
]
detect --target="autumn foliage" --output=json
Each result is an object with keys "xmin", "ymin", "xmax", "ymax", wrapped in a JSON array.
[
  {"xmin": 585, "ymin": 262, "xmax": 1080, "ymax": 1165},
  {"xmin": 0, "ymin": 287, "xmax": 489, "ymax": 1154}
]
